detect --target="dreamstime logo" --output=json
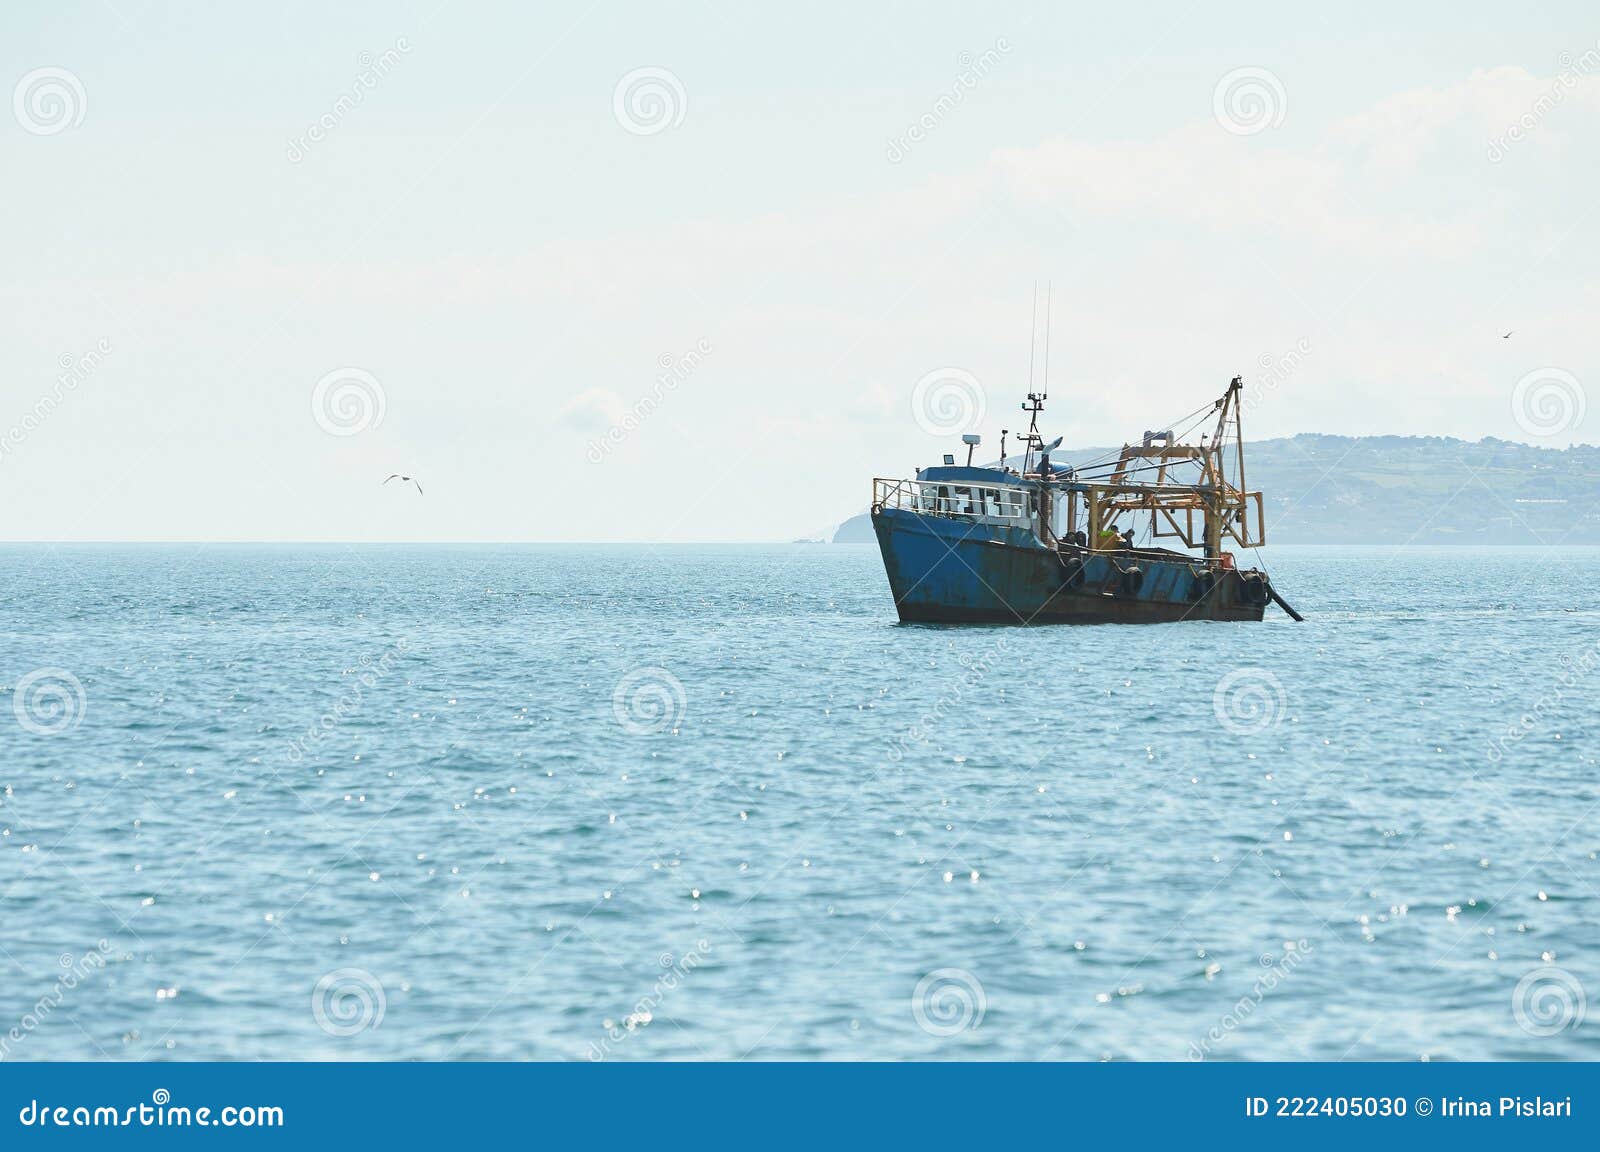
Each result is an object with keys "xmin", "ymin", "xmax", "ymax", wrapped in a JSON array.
[
  {"xmin": 1487, "ymin": 42, "xmax": 1600, "ymax": 163},
  {"xmin": 611, "ymin": 666, "xmax": 687, "ymax": 735},
  {"xmin": 284, "ymin": 638, "xmax": 409, "ymax": 763},
  {"xmin": 286, "ymin": 38, "xmax": 412, "ymax": 163},
  {"xmin": 12, "ymin": 668, "xmax": 86, "ymax": 735},
  {"xmin": 912, "ymin": 968, "xmax": 986, "ymax": 1037},
  {"xmin": 582, "ymin": 339, "xmax": 712, "ymax": 463},
  {"xmin": 886, "ymin": 38, "xmax": 1012, "ymax": 164},
  {"xmin": 1511, "ymin": 368, "xmax": 1585, "ymax": 438},
  {"xmin": 0, "ymin": 940, "xmax": 113, "ymax": 1061},
  {"xmin": 1212, "ymin": 67, "xmax": 1286, "ymax": 136},
  {"xmin": 1212, "ymin": 668, "xmax": 1286, "ymax": 735},
  {"xmin": 911, "ymin": 367, "xmax": 986, "ymax": 437},
  {"xmin": 311, "ymin": 367, "xmax": 386, "ymax": 436},
  {"xmin": 1247, "ymin": 338, "xmax": 1311, "ymax": 416},
  {"xmin": 1189, "ymin": 940, "xmax": 1313, "ymax": 1060},
  {"xmin": 1512, "ymin": 966, "xmax": 1586, "ymax": 1037},
  {"xmin": 311, "ymin": 967, "xmax": 386, "ymax": 1037},
  {"xmin": 612, "ymin": 67, "xmax": 686, "ymax": 135},
  {"xmin": 1485, "ymin": 637, "xmax": 1600, "ymax": 763},
  {"xmin": 16, "ymin": 1089, "xmax": 282, "ymax": 1128},
  {"xmin": 13, "ymin": 67, "xmax": 86, "ymax": 135},
  {"xmin": 890, "ymin": 638, "xmax": 1009, "ymax": 760},
  {"xmin": 1, "ymin": 339, "xmax": 111, "ymax": 463},
  {"xmin": 588, "ymin": 938, "xmax": 714, "ymax": 1060}
]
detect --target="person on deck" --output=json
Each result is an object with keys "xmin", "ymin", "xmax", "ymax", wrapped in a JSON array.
[{"xmin": 1096, "ymin": 525, "xmax": 1123, "ymax": 551}]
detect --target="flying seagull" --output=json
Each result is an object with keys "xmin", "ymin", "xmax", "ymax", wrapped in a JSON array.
[
  {"xmin": 1502, "ymin": 331, "xmax": 1514, "ymax": 339},
  {"xmin": 383, "ymin": 474, "xmax": 423, "ymax": 495}
]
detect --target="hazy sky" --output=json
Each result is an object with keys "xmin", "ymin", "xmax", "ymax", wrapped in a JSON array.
[{"xmin": 3, "ymin": 2, "xmax": 1597, "ymax": 541}]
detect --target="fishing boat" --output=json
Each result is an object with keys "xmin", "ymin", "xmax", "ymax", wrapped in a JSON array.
[{"xmin": 870, "ymin": 374, "xmax": 1301, "ymax": 625}]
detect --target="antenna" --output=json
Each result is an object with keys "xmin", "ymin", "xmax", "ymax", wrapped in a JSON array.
[
  {"xmin": 1026, "ymin": 281, "xmax": 1038, "ymax": 393},
  {"xmin": 1018, "ymin": 282, "xmax": 1051, "ymax": 476},
  {"xmin": 1042, "ymin": 281, "xmax": 1051, "ymax": 399}
]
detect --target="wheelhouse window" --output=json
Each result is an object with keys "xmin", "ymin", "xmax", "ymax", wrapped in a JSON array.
[{"xmin": 915, "ymin": 482, "xmax": 1028, "ymax": 518}]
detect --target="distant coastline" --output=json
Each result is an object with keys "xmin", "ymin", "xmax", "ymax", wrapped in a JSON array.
[{"xmin": 833, "ymin": 433, "xmax": 1600, "ymax": 545}]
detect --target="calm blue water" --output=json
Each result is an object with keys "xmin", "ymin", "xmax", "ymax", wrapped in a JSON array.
[{"xmin": 1, "ymin": 544, "xmax": 1597, "ymax": 1061}]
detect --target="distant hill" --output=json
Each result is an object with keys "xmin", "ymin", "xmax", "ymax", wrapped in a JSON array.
[{"xmin": 831, "ymin": 434, "xmax": 1600, "ymax": 545}]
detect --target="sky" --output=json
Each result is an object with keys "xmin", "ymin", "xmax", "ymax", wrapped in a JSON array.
[{"xmin": 2, "ymin": 1, "xmax": 1597, "ymax": 541}]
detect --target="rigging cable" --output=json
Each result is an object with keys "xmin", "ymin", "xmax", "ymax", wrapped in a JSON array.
[{"xmin": 1061, "ymin": 398, "xmax": 1219, "ymax": 473}]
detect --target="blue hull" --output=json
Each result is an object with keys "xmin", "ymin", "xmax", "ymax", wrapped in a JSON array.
[{"xmin": 872, "ymin": 508, "xmax": 1267, "ymax": 624}]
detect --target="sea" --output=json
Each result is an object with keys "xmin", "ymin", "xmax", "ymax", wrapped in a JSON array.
[{"xmin": 1, "ymin": 543, "xmax": 1596, "ymax": 1061}]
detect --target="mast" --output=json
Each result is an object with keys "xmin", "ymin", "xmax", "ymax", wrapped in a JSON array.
[
  {"xmin": 1020, "ymin": 391, "xmax": 1045, "ymax": 475},
  {"xmin": 1232, "ymin": 376, "xmax": 1247, "ymax": 533},
  {"xmin": 1200, "ymin": 376, "xmax": 1246, "ymax": 560}
]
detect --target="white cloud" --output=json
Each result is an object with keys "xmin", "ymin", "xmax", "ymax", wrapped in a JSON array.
[{"xmin": 560, "ymin": 387, "xmax": 630, "ymax": 430}]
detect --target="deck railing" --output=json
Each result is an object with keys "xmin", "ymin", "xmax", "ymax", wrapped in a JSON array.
[{"xmin": 871, "ymin": 477, "xmax": 1031, "ymax": 520}]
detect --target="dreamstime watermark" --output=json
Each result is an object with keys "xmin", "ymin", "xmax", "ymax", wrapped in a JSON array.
[
  {"xmin": 1510, "ymin": 367, "xmax": 1585, "ymax": 439},
  {"xmin": 613, "ymin": 67, "xmax": 686, "ymax": 135},
  {"xmin": 1, "ymin": 339, "xmax": 111, "ymax": 462},
  {"xmin": 1487, "ymin": 43, "xmax": 1600, "ymax": 164},
  {"xmin": 17, "ymin": 1091, "xmax": 284, "ymax": 1129},
  {"xmin": 12, "ymin": 668, "xmax": 87, "ymax": 736},
  {"xmin": 311, "ymin": 366, "xmax": 387, "ymax": 436},
  {"xmin": 1485, "ymin": 636, "xmax": 1600, "ymax": 762},
  {"xmin": 911, "ymin": 366, "xmax": 986, "ymax": 437},
  {"xmin": 912, "ymin": 968, "xmax": 986, "ymax": 1037},
  {"xmin": 889, "ymin": 639, "xmax": 1009, "ymax": 761},
  {"xmin": 0, "ymin": 941, "xmax": 113, "ymax": 1060},
  {"xmin": 1212, "ymin": 668, "xmax": 1287, "ymax": 736},
  {"xmin": 588, "ymin": 938, "xmax": 713, "ymax": 1060},
  {"xmin": 1212, "ymin": 66, "xmax": 1287, "ymax": 136},
  {"xmin": 13, "ymin": 67, "xmax": 86, "ymax": 135},
  {"xmin": 886, "ymin": 39, "xmax": 1012, "ymax": 164},
  {"xmin": 311, "ymin": 967, "xmax": 386, "ymax": 1037},
  {"xmin": 584, "ymin": 339, "xmax": 711, "ymax": 463},
  {"xmin": 611, "ymin": 666, "xmax": 687, "ymax": 736},
  {"xmin": 286, "ymin": 39, "xmax": 412, "ymax": 163},
  {"xmin": 1512, "ymin": 965, "xmax": 1586, "ymax": 1037},
  {"xmin": 1245, "ymin": 338, "xmax": 1311, "ymax": 416},
  {"xmin": 285, "ymin": 639, "xmax": 409, "ymax": 763},
  {"xmin": 1188, "ymin": 939, "xmax": 1313, "ymax": 1060}
]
